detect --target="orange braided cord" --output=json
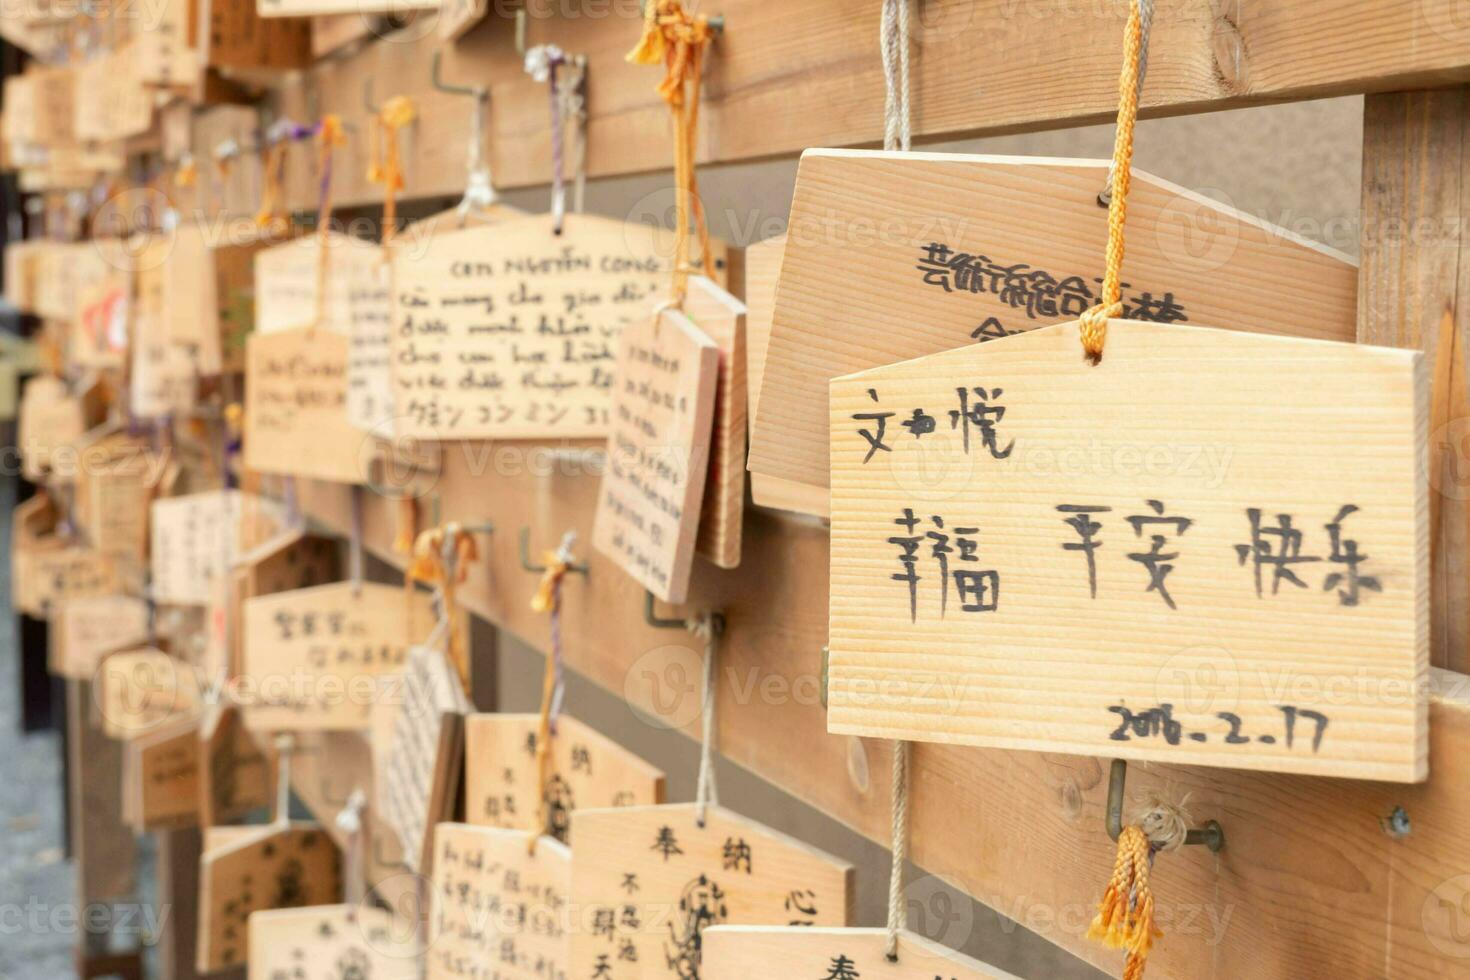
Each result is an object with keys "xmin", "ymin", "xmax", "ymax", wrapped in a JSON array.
[
  {"xmin": 1079, "ymin": 0, "xmax": 1143, "ymax": 364},
  {"xmin": 1088, "ymin": 825, "xmax": 1161, "ymax": 978},
  {"xmin": 368, "ymin": 96, "xmax": 416, "ymax": 246}
]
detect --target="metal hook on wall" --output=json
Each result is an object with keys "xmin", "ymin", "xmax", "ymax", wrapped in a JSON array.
[
  {"xmin": 645, "ymin": 590, "xmax": 725, "ymax": 636},
  {"xmin": 518, "ymin": 527, "xmax": 589, "ymax": 576},
  {"xmin": 1105, "ymin": 759, "xmax": 1224, "ymax": 852}
]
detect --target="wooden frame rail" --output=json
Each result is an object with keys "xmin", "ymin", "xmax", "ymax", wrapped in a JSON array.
[{"xmin": 257, "ymin": 0, "xmax": 1470, "ymax": 213}]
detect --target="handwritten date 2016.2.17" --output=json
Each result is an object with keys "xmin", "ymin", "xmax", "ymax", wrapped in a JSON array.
[{"xmin": 1109, "ymin": 702, "xmax": 1330, "ymax": 753}]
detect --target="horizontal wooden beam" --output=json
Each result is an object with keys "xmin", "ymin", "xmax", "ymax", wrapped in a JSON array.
[
  {"xmin": 263, "ymin": 0, "xmax": 1470, "ymax": 212},
  {"xmin": 297, "ymin": 452, "xmax": 1470, "ymax": 979}
]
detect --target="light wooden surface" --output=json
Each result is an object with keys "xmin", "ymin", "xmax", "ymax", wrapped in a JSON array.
[
  {"xmin": 151, "ymin": 491, "xmax": 286, "ymax": 606},
  {"xmin": 296, "ymin": 451, "xmax": 1470, "ymax": 977},
  {"xmin": 683, "ymin": 275, "xmax": 749, "ymax": 570},
  {"xmin": 749, "ymin": 150, "xmax": 1361, "ymax": 502},
  {"xmin": 464, "ymin": 712, "xmax": 665, "ymax": 843},
  {"xmin": 66, "ymin": 679, "xmax": 137, "ymax": 906},
  {"xmin": 254, "ymin": 233, "xmax": 378, "ymax": 336},
  {"xmin": 246, "ymin": 905, "xmax": 420, "ymax": 980},
  {"xmin": 388, "ymin": 212, "xmax": 716, "ymax": 441},
  {"xmin": 127, "ymin": 719, "xmax": 202, "ymax": 831},
  {"xmin": 50, "ymin": 594, "xmax": 150, "ymax": 680},
  {"xmin": 427, "ymin": 824, "xmax": 571, "ymax": 980},
  {"xmin": 703, "ymin": 926, "xmax": 1024, "ymax": 979},
  {"xmin": 199, "ymin": 706, "xmax": 276, "ymax": 828},
  {"xmin": 244, "ymin": 327, "xmax": 366, "ymax": 484},
  {"xmin": 240, "ymin": 581, "xmax": 437, "ymax": 731},
  {"xmin": 593, "ymin": 303, "xmax": 721, "ymax": 604},
  {"xmin": 1358, "ymin": 87, "xmax": 1470, "ymax": 678},
  {"xmin": 569, "ymin": 802, "xmax": 855, "ymax": 980},
  {"xmin": 263, "ymin": 1, "xmax": 1470, "ymax": 212},
  {"xmin": 828, "ymin": 319, "xmax": 1428, "ymax": 781},
  {"xmin": 197, "ymin": 824, "xmax": 342, "ymax": 973},
  {"xmin": 97, "ymin": 648, "xmax": 202, "ymax": 740}
]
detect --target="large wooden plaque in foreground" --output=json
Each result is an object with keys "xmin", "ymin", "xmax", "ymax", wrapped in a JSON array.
[
  {"xmin": 390, "ymin": 212, "xmax": 724, "ymax": 440},
  {"xmin": 828, "ymin": 320, "xmax": 1427, "ymax": 782},
  {"xmin": 703, "ymin": 927, "xmax": 1020, "ymax": 980},
  {"xmin": 750, "ymin": 149, "xmax": 1361, "ymax": 503}
]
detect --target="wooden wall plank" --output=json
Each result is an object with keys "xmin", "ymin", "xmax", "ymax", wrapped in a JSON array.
[
  {"xmin": 269, "ymin": 1, "xmax": 1470, "ymax": 213},
  {"xmin": 1358, "ymin": 86, "xmax": 1470, "ymax": 675},
  {"xmin": 299, "ymin": 451, "xmax": 1470, "ymax": 979}
]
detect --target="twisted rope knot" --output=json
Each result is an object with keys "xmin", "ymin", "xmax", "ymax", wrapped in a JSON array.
[{"xmin": 1079, "ymin": 301, "xmax": 1123, "ymax": 364}]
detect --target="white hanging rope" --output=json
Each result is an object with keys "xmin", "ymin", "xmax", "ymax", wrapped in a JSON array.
[
  {"xmin": 335, "ymin": 789, "xmax": 369, "ymax": 908},
  {"xmin": 885, "ymin": 740, "xmax": 911, "ymax": 960},
  {"xmin": 688, "ymin": 614, "xmax": 719, "ymax": 827},
  {"xmin": 273, "ymin": 733, "xmax": 295, "ymax": 828},
  {"xmin": 881, "ymin": 0, "xmax": 912, "ymax": 152}
]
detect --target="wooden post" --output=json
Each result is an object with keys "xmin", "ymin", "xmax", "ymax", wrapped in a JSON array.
[{"xmin": 1358, "ymin": 87, "xmax": 1470, "ymax": 672}]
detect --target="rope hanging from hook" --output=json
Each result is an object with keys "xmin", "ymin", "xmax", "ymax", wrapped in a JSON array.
[
  {"xmin": 407, "ymin": 521, "xmax": 479, "ymax": 691},
  {"xmin": 688, "ymin": 613, "xmax": 719, "ymax": 827},
  {"xmin": 312, "ymin": 115, "xmax": 347, "ymax": 332},
  {"xmin": 1078, "ymin": 0, "xmax": 1144, "ymax": 364},
  {"xmin": 627, "ymin": 0, "xmax": 715, "ymax": 307},
  {"xmin": 1101, "ymin": 0, "xmax": 1153, "ymax": 205},
  {"xmin": 367, "ymin": 96, "xmax": 416, "ymax": 247},
  {"xmin": 525, "ymin": 45, "xmax": 571, "ymax": 233},
  {"xmin": 881, "ymin": 0, "xmax": 911, "ymax": 153},
  {"xmin": 1088, "ymin": 791, "xmax": 1190, "ymax": 978},
  {"xmin": 528, "ymin": 531, "xmax": 577, "ymax": 853},
  {"xmin": 884, "ymin": 740, "xmax": 910, "ymax": 960}
]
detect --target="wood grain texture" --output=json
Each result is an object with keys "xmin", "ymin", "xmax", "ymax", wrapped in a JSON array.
[
  {"xmin": 296, "ymin": 450, "xmax": 1470, "ymax": 977},
  {"xmin": 593, "ymin": 303, "xmax": 721, "ymax": 604},
  {"xmin": 464, "ymin": 712, "xmax": 665, "ymax": 843},
  {"xmin": 569, "ymin": 803, "xmax": 855, "ymax": 980},
  {"xmin": 247, "ymin": 905, "xmax": 420, "ymax": 980},
  {"xmin": 243, "ymin": 327, "xmax": 365, "ymax": 484},
  {"xmin": 1358, "ymin": 87, "xmax": 1470, "ymax": 677},
  {"xmin": 749, "ymin": 150, "xmax": 1360, "ymax": 499},
  {"xmin": 703, "ymin": 926, "xmax": 1023, "ymax": 980},
  {"xmin": 271, "ymin": 2, "xmax": 1470, "ymax": 212},
  {"xmin": 683, "ymin": 276, "xmax": 749, "ymax": 570},
  {"xmin": 65, "ymin": 679, "xmax": 137, "ymax": 905},
  {"xmin": 828, "ymin": 319, "xmax": 1428, "ymax": 781}
]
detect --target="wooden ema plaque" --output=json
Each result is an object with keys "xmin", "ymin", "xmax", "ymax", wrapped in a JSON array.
[
  {"xmin": 50, "ymin": 594, "xmax": 150, "ymax": 680},
  {"xmin": 464, "ymin": 713, "xmax": 665, "ymax": 843},
  {"xmin": 748, "ymin": 149, "xmax": 1362, "ymax": 509},
  {"xmin": 96, "ymin": 648, "xmax": 203, "ymax": 740},
  {"xmin": 74, "ymin": 429, "xmax": 155, "ymax": 564},
  {"xmin": 198, "ymin": 824, "xmax": 342, "ymax": 973},
  {"xmin": 130, "ymin": 308, "xmax": 198, "ymax": 420},
  {"xmin": 201, "ymin": 705, "xmax": 276, "ymax": 827},
  {"xmin": 679, "ymin": 276, "xmax": 749, "ymax": 570},
  {"xmin": 17, "ymin": 376, "xmax": 84, "ymax": 483},
  {"xmin": 151, "ymin": 490, "xmax": 286, "ymax": 606},
  {"xmin": 828, "ymin": 319, "xmax": 1427, "ymax": 781},
  {"xmin": 379, "ymin": 644, "xmax": 471, "ymax": 872},
  {"xmin": 247, "ymin": 904, "xmax": 420, "ymax": 980},
  {"xmin": 74, "ymin": 272, "xmax": 130, "ymax": 369},
  {"xmin": 240, "ymin": 581, "xmax": 438, "ymax": 731},
  {"xmin": 702, "ymin": 927, "xmax": 1021, "ymax": 980},
  {"xmin": 244, "ymin": 327, "xmax": 366, "ymax": 484},
  {"xmin": 568, "ymin": 803, "xmax": 854, "ymax": 980},
  {"xmin": 390, "ymin": 212, "xmax": 724, "ymax": 441},
  {"xmin": 427, "ymin": 824, "xmax": 572, "ymax": 980},
  {"xmin": 123, "ymin": 718, "xmax": 201, "ymax": 831},
  {"xmin": 15, "ymin": 541, "xmax": 121, "ymax": 620},
  {"xmin": 592, "ymin": 305, "xmax": 721, "ymax": 604},
  {"xmin": 255, "ymin": 232, "xmax": 379, "ymax": 337}
]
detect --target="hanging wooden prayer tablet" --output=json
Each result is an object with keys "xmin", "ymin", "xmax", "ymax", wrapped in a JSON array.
[
  {"xmin": 379, "ymin": 644, "xmax": 471, "ymax": 872},
  {"xmin": 240, "ymin": 581, "xmax": 439, "ymax": 731},
  {"xmin": 201, "ymin": 705, "xmax": 276, "ymax": 827},
  {"xmin": 748, "ymin": 149, "xmax": 1362, "ymax": 512},
  {"xmin": 828, "ymin": 319, "xmax": 1427, "ymax": 781},
  {"xmin": 678, "ymin": 275, "xmax": 749, "ymax": 570},
  {"xmin": 17, "ymin": 376, "xmax": 85, "ymax": 482},
  {"xmin": 123, "ymin": 718, "xmax": 201, "ymax": 831},
  {"xmin": 464, "ymin": 713, "xmax": 665, "ymax": 843},
  {"xmin": 390, "ymin": 212, "xmax": 724, "ymax": 441},
  {"xmin": 702, "ymin": 927, "xmax": 1021, "ymax": 980},
  {"xmin": 151, "ymin": 490, "xmax": 286, "ymax": 606},
  {"xmin": 247, "ymin": 904, "xmax": 421, "ymax": 980},
  {"xmin": 427, "ymin": 824, "xmax": 572, "ymax": 980},
  {"xmin": 592, "ymin": 304, "xmax": 721, "ymax": 604},
  {"xmin": 96, "ymin": 648, "xmax": 203, "ymax": 740},
  {"xmin": 197, "ymin": 824, "xmax": 342, "ymax": 973},
  {"xmin": 569, "ymin": 803, "xmax": 854, "ymax": 980},
  {"xmin": 50, "ymin": 594, "xmax": 150, "ymax": 680},
  {"xmin": 254, "ymin": 232, "xmax": 379, "ymax": 336},
  {"xmin": 244, "ymin": 327, "xmax": 366, "ymax": 484}
]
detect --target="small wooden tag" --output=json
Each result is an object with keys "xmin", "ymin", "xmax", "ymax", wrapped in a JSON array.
[
  {"xmin": 254, "ymin": 232, "xmax": 379, "ymax": 335},
  {"xmin": 592, "ymin": 305, "xmax": 721, "ymax": 604},
  {"xmin": 75, "ymin": 273, "xmax": 130, "ymax": 369},
  {"xmin": 197, "ymin": 824, "xmax": 342, "ymax": 973},
  {"xmin": 390, "ymin": 212, "xmax": 723, "ymax": 440},
  {"xmin": 244, "ymin": 326, "xmax": 366, "ymax": 484},
  {"xmin": 464, "ymin": 713, "xmax": 665, "ymax": 843},
  {"xmin": 427, "ymin": 824, "xmax": 571, "ymax": 980},
  {"xmin": 702, "ymin": 927, "xmax": 1021, "ymax": 979},
  {"xmin": 124, "ymin": 718, "xmax": 201, "ymax": 831},
  {"xmin": 17, "ymin": 376, "xmax": 84, "ymax": 482},
  {"xmin": 97, "ymin": 647, "xmax": 203, "ymax": 740},
  {"xmin": 828, "ymin": 319, "xmax": 1427, "ymax": 781},
  {"xmin": 130, "ymin": 308, "xmax": 198, "ymax": 420},
  {"xmin": 151, "ymin": 491, "xmax": 286, "ymax": 606},
  {"xmin": 378, "ymin": 644, "xmax": 471, "ymax": 872},
  {"xmin": 50, "ymin": 594, "xmax": 150, "ymax": 680},
  {"xmin": 200, "ymin": 705, "xmax": 276, "ymax": 827},
  {"xmin": 73, "ymin": 429, "xmax": 155, "ymax": 564},
  {"xmin": 569, "ymin": 803, "xmax": 854, "ymax": 980},
  {"xmin": 240, "ymin": 581, "xmax": 438, "ymax": 731},
  {"xmin": 247, "ymin": 904, "xmax": 421, "ymax": 980}
]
